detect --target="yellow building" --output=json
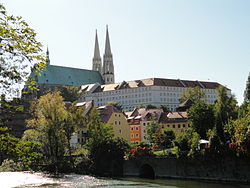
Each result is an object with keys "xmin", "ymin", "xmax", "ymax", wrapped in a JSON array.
[
  {"xmin": 159, "ymin": 111, "xmax": 190, "ymax": 133},
  {"xmin": 98, "ymin": 105, "xmax": 131, "ymax": 143}
]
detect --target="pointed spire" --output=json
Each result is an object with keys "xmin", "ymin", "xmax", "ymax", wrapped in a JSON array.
[
  {"xmin": 94, "ymin": 29, "xmax": 101, "ymax": 59},
  {"xmin": 104, "ymin": 25, "xmax": 112, "ymax": 55},
  {"xmin": 46, "ymin": 45, "xmax": 50, "ymax": 65}
]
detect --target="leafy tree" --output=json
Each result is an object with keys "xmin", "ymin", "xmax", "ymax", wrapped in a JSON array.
[
  {"xmin": 0, "ymin": 127, "xmax": 42, "ymax": 170},
  {"xmin": 25, "ymin": 92, "xmax": 69, "ymax": 171},
  {"xmin": 0, "ymin": 4, "xmax": 46, "ymax": 98},
  {"xmin": 85, "ymin": 107, "xmax": 114, "ymax": 147},
  {"xmin": 137, "ymin": 104, "xmax": 145, "ymax": 109},
  {"xmin": 187, "ymin": 100, "xmax": 215, "ymax": 139},
  {"xmin": 174, "ymin": 132, "xmax": 190, "ymax": 153},
  {"xmin": 146, "ymin": 104, "xmax": 158, "ymax": 109},
  {"xmin": 230, "ymin": 104, "xmax": 250, "ymax": 155},
  {"xmin": 15, "ymin": 140, "xmax": 43, "ymax": 170},
  {"xmin": 188, "ymin": 131, "xmax": 200, "ymax": 157},
  {"xmin": 89, "ymin": 138, "xmax": 129, "ymax": 176},
  {"xmin": 0, "ymin": 127, "xmax": 19, "ymax": 163},
  {"xmin": 146, "ymin": 118, "xmax": 161, "ymax": 145},
  {"xmin": 214, "ymin": 86, "xmax": 238, "ymax": 142},
  {"xmin": 244, "ymin": 72, "xmax": 250, "ymax": 103},
  {"xmin": 60, "ymin": 86, "xmax": 79, "ymax": 102},
  {"xmin": 161, "ymin": 128, "xmax": 175, "ymax": 148},
  {"xmin": 179, "ymin": 86, "xmax": 205, "ymax": 103},
  {"xmin": 161, "ymin": 105, "xmax": 170, "ymax": 112},
  {"xmin": 207, "ymin": 129, "xmax": 222, "ymax": 153}
]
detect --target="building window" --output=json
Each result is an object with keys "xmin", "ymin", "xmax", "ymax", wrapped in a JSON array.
[
  {"xmin": 173, "ymin": 125, "xmax": 175, "ymax": 128},
  {"xmin": 136, "ymin": 134, "xmax": 139, "ymax": 138},
  {"xmin": 131, "ymin": 127, "xmax": 134, "ymax": 131},
  {"xmin": 136, "ymin": 127, "xmax": 139, "ymax": 131},
  {"xmin": 119, "ymin": 130, "xmax": 122, "ymax": 134},
  {"xmin": 183, "ymin": 124, "xmax": 186, "ymax": 128},
  {"xmin": 131, "ymin": 134, "xmax": 134, "ymax": 138},
  {"xmin": 178, "ymin": 124, "xmax": 181, "ymax": 128}
]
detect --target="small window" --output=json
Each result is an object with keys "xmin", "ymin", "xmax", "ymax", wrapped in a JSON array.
[
  {"xmin": 136, "ymin": 134, "xmax": 139, "ymax": 138},
  {"xmin": 136, "ymin": 127, "xmax": 139, "ymax": 131},
  {"xmin": 173, "ymin": 125, "xmax": 175, "ymax": 128},
  {"xmin": 183, "ymin": 124, "xmax": 186, "ymax": 128},
  {"xmin": 178, "ymin": 124, "xmax": 181, "ymax": 128},
  {"xmin": 131, "ymin": 127, "xmax": 134, "ymax": 131}
]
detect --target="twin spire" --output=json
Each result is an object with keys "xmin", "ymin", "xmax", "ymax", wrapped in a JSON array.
[{"xmin": 92, "ymin": 26, "xmax": 114, "ymax": 84}]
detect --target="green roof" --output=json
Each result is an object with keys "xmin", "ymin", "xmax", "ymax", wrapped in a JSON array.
[{"xmin": 36, "ymin": 65, "xmax": 104, "ymax": 86}]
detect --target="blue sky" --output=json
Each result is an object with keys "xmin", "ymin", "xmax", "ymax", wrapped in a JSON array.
[{"xmin": 2, "ymin": 0, "xmax": 250, "ymax": 104}]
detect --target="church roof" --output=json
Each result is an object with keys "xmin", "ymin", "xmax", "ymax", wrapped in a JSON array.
[{"xmin": 36, "ymin": 65, "xmax": 104, "ymax": 86}]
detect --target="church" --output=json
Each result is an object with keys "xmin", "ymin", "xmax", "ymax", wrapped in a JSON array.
[{"xmin": 34, "ymin": 26, "xmax": 115, "ymax": 92}]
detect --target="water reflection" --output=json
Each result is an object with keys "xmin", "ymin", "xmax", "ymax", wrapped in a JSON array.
[{"xmin": 0, "ymin": 172, "xmax": 249, "ymax": 188}]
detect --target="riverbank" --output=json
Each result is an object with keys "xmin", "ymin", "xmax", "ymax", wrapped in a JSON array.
[{"xmin": 1, "ymin": 172, "xmax": 250, "ymax": 188}]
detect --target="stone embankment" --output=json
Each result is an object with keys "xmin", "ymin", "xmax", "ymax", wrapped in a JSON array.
[{"xmin": 123, "ymin": 156, "xmax": 250, "ymax": 183}]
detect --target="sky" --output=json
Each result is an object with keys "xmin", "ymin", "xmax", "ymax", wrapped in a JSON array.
[{"xmin": 1, "ymin": 0, "xmax": 250, "ymax": 104}]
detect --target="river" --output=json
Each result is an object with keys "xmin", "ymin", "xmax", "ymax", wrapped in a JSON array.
[{"xmin": 0, "ymin": 172, "xmax": 249, "ymax": 188}]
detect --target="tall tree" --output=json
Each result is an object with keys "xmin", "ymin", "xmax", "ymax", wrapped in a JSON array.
[
  {"xmin": 146, "ymin": 118, "xmax": 161, "ymax": 145},
  {"xmin": 25, "ymin": 92, "xmax": 69, "ymax": 171},
  {"xmin": 244, "ymin": 72, "xmax": 250, "ymax": 103},
  {"xmin": 214, "ymin": 86, "xmax": 238, "ymax": 142},
  {"xmin": 187, "ymin": 100, "xmax": 215, "ymax": 139},
  {"xmin": 179, "ymin": 86, "xmax": 205, "ymax": 103},
  {"xmin": 0, "ymin": 4, "xmax": 46, "ymax": 99}
]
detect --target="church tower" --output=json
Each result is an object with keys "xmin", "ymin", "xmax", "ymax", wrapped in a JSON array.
[
  {"xmin": 102, "ymin": 25, "xmax": 115, "ymax": 84},
  {"xmin": 92, "ymin": 30, "xmax": 102, "ymax": 73}
]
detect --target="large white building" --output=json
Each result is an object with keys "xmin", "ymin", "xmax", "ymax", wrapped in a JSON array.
[{"xmin": 79, "ymin": 78, "xmax": 227, "ymax": 111}]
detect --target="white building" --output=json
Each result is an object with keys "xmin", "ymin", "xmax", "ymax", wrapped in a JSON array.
[{"xmin": 79, "ymin": 78, "xmax": 227, "ymax": 111}]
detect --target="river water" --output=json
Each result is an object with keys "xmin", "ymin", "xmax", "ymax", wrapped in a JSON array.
[{"xmin": 0, "ymin": 172, "xmax": 249, "ymax": 188}]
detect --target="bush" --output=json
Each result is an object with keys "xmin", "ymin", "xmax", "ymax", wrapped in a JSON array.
[
  {"xmin": 0, "ymin": 159, "xmax": 22, "ymax": 172},
  {"xmin": 128, "ymin": 146, "xmax": 153, "ymax": 158}
]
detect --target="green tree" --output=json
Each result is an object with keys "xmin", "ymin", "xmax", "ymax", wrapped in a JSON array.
[
  {"xmin": 207, "ymin": 129, "xmax": 222, "ymax": 154},
  {"xmin": 15, "ymin": 140, "xmax": 43, "ymax": 170},
  {"xmin": 146, "ymin": 118, "xmax": 161, "ymax": 145},
  {"xmin": 179, "ymin": 86, "xmax": 205, "ymax": 103},
  {"xmin": 187, "ymin": 100, "xmax": 215, "ymax": 139},
  {"xmin": 89, "ymin": 138, "xmax": 129, "ymax": 176},
  {"xmin": 60, "ymin": 86, "xmax": 79, "ymax": 102},
  {"xmin": 85, "ymin": 107, "xmax": 114, "ymax": 147},
  {"xmin": 25, "ymin": 92, "xmax": 69, "ymax": 171},
  {"xmin": 0, "ymin": 4, "xmax": 46, "ymax": 98},
  {"xmin": 188, "ymin": 131, "xmax": 200, "ymax": 157},
  {"xmin": 174, "ymin": 132, "xmax": 190, "ymax": 154},
  {"xmin": 161, "ymin": 105, "xmax": 169, "ymax": 112},
  {"xmin": 231, "ymin": 104, "xmax": 250, "ymax": 155},
  {"xmin": 146, "ymin": 104, "xmax": 158, "ymax": 109},
  {"xmin": 161, "ymin": 128, "xmax": 175, "ymax": 148},
  {"xmin": 214, "ymin": 86, "xmax": 238, "ymax": 142},
  {"xmin": 0, "ymin": 127, "xmax": 19, "ymax": 164},
  {"xmin": 244, "ymin": 72, "xmax": 250, "ymax": 103}
]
